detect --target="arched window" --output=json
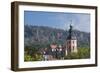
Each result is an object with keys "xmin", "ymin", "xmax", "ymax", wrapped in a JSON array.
[
  {"xmin": 73, "ymin": 46, "xmax": 74, "ymax": 49},
  {"xmin": 73, "ymin": 41, "xmax": 74, "ymax": 44}
]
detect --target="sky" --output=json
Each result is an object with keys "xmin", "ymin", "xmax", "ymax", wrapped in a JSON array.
[{"xmin": 24, "ymin": 11, "xmax": 90, "ymax": 32}]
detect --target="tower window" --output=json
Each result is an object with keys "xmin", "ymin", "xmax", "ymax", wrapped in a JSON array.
[
  {"xmin": 73, "ymin": 46, "xmax": 74, "ymax": 49},
  {"xmin": 73, "ymin": 41, "xmax": 74, "ymax": 44}
]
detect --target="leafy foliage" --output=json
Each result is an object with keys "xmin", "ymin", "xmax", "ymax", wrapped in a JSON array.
[
  {"xmin": 24, "ymin": 55, "xmax": 33, "ymax": 61},
  {"xmin": 64, "ymin": 48, "xmax": 90, "ymax": 59}
]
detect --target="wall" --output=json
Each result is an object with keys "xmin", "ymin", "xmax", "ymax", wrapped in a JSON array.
[{"xmin": 0, "ymin": 0, "xmax": 100, "ymax": 73}]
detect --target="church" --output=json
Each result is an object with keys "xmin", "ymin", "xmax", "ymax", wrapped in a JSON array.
[{"xmin": 65, "ymin": 25, "xmax": 78, "ymax": 56}]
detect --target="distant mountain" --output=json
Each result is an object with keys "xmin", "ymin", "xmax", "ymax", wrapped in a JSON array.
[{"xmin": 24, "ymin": 25, "xmax": 90, "ymax": 49}]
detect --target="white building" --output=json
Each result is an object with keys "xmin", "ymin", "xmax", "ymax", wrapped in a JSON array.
[{"xmin": 66, "ymin": 25, "xmax": 78, "ymax": 56}]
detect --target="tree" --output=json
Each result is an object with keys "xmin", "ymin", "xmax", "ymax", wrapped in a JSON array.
[{"xmin": 64, "ymin": 48, "xmax": 90, "ymax": 59}]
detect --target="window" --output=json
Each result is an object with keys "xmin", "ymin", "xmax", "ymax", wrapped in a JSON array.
[
  {"xmin": 73, "ymin": 46, "xmax": 74, "ymax": 49},
  {"xmin": 73, "ymin": 41, "xmax": 74, "ymax": 44}
]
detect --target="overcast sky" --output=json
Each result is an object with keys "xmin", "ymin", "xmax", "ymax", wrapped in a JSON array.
[{"xmin": 24, "ymin": 11, "xmax": 90, "ymax": 32}]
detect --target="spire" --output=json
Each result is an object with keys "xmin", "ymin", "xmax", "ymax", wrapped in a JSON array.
[
  {"xmin": 67, "ymin": 20, "xmax": 76, "ymax": 40},
  {"xmin": 69, "ymin": 20, "xmax": 73, "ymax": 32}
]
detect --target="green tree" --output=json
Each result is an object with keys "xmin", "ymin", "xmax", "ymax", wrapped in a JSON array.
[
  {"xmin": 64, "ymin": 48, "xmax": 90, "ymax": 59},
  {"xmin": 78, "ymin": 48, "xmax": 90, "ymax": 59},
  {"xmin": 24, "ymin": 54, "xmax": 33, "ymax": 61}
]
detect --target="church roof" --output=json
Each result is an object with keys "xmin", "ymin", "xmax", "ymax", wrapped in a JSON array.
[
  {"xmin": 67, "ymin": 35, "xmax": 77, "ymax": 40},
  {"xmin": 67, "ymin": 25, "xmax": 77, "ymax": 40}
]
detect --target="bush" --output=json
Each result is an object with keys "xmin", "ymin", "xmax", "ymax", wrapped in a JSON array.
[
  {"xmin": 64, "ymin": 52, "xmax": 79, "ymax": 59},
  {"xmin": 24, "ymin": 54, "xmax": 33, "ymax": 61},
  {"xmin": 32, "ymin": 54, "xmax": 43, "ymax": 61},
  {"xmin": 78, "ymin": 48, "xmax": 90, "ymax": 59},
  {"xmin": 64, "ymin": 48, "xmax": 90, "ymax": 59}
]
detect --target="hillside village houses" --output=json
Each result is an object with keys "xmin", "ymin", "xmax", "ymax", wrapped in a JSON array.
[{"xmin": 42, "ymin": 25, "xmax": 78, "ymax": 60}]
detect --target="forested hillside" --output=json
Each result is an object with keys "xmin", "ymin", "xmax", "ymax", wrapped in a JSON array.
[{"xmin": 24, "ymin": 25, "xmax": 90, "ymax": 49}]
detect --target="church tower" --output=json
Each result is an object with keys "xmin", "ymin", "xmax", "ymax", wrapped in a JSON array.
[{"xmin": 66, "ymin": 25, "xmax": 78, "ymax": 55}]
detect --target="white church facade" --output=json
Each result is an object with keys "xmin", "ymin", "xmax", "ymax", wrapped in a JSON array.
[{"xmin": 65, "ymin": 25, "xmax": 78, "ymax": 56}]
